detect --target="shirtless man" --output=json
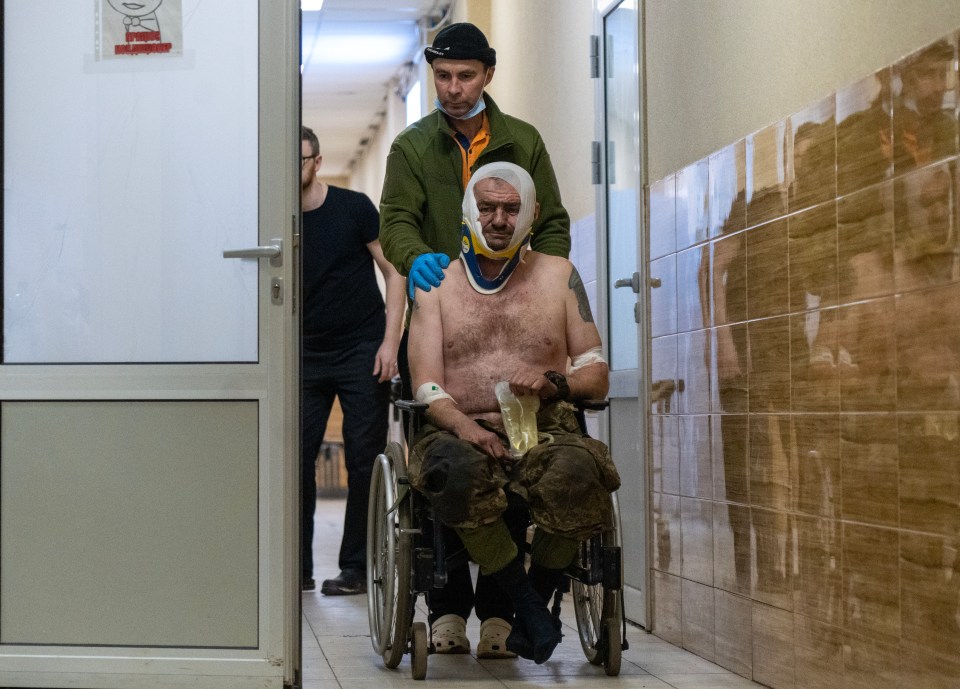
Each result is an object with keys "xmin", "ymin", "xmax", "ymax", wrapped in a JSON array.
[{"xmin": 407, "ymin": 162, "xmax": 620, "ymax": 664}]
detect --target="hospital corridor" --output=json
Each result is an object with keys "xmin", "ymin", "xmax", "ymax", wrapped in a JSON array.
[{"xmin": 3, "ymin": 1, "xmax": 960, "ymax": 688}]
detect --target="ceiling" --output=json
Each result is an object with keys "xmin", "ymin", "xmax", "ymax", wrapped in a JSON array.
[{"xmin": 301, "ymin": 0, "xmax": 446, "ymax": 179}]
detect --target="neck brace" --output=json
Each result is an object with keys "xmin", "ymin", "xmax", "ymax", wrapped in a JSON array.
[{"xmin": 459, "ymin": 162, "xmax": 536, "ymax": 294}]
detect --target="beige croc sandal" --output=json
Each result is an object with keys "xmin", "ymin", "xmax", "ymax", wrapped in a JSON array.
[
  {"xmin": 431, "ymin": 614, "xmax": 470, "ymax": 654},
  {"xmin": 477, "ymin": 617, "xmax": 517, "ymax": 659}
]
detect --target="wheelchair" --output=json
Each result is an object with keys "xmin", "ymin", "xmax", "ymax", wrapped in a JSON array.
[{"xmin": 366, "ymin": 398, "xmax": 626, "ymax": 680}]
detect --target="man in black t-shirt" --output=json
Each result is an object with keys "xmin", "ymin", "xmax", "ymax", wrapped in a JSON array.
[{"xmin": 300, "ymin": 126, "xmax": 405, "ymax": 594}]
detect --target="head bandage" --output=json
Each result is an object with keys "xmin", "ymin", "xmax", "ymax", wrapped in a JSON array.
[{"xmin": 459, "ymin": 162, "xmax": 536, "ymax": 294}]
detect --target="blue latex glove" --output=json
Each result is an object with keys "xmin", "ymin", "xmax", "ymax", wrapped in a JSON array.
[{"xmin": 407, "ymin": 252, "xmax": 451, "ymax": 300}]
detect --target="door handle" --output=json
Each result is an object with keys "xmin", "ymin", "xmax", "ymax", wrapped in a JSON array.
[
  {"xmin": 614, "ymin": 272, "xmax": 641, "ymax": 293},
  {"xmin": 223, "ymin": 238, "xmax": 283, "ymax": 266}
]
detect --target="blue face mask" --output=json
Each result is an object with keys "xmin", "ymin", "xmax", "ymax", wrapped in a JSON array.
[{"xmin": 434, "ymin": 95, "xmax": 486, "ymax": 121}]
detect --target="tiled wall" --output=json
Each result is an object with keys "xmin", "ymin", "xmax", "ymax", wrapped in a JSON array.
[{"xmin": 647, "ymin": 30, "xmax": 960, "ymax": 689}]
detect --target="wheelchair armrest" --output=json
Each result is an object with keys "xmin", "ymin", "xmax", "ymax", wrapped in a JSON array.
[
  {"xmin": 575, "ymin": 399, "xmax": 609, "ymax": 412},
  {"xmin": 394, "ymin": 399, "xmax": 429, "ymax": 415}
]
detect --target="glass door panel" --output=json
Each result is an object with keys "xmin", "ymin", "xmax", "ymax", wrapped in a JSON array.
[{"xmin": 3, "ymin": 0, "xmax": 259, "ymax": 364}]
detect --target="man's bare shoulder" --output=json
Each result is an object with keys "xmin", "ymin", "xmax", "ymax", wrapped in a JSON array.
[{"xmin": 525, "ymin": 251, "xmax": 576, "ymax": 282}]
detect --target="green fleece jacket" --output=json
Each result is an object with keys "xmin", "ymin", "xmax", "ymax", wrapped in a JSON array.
[{"xmin": 379, "ymin": 93, "xmax": 570, "ymax": 276}]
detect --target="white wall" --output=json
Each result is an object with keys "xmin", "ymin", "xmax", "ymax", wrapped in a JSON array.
[{"xmin": 646, "ymin": 0, "xmax": 960, "ymax": 181}]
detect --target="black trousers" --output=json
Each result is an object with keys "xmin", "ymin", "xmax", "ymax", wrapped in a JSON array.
[{"xmin": 301, "ymin": 338, "xmax": 390, "ymax": 579}]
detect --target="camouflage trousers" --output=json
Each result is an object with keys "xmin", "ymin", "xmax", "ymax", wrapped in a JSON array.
[{"xmin": 409, "ymin": 402, "xmax": 621, "ymax": 540}]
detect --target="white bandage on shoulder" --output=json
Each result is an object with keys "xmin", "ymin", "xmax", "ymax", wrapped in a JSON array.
[
  {"xmin": 568, "ymin": 346, "xmax": 607, "ymax": 373},
  {"xmin": 415, "ymin": 382, "xmax": 456, "ymax": 405}
]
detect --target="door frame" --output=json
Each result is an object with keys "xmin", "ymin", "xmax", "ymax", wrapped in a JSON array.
[{"xmin": 593, "ymin": 0, "xmax": 651, "ymax": 629}]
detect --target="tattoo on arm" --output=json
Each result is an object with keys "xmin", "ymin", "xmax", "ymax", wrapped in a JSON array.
[{"xmin": 569, "ymin": 267, "xmax": 594, "ymax": 323}]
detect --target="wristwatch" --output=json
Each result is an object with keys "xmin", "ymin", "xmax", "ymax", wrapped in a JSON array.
[{"xmin": 543, "ymin": 370, "xmax": 570, "ymax": 401}]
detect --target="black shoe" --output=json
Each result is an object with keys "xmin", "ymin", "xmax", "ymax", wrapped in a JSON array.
[
  {"xmin": 302, "ymin": 578, "xmax": 316, "ymax": 592},
  {"xmin": 321, "ymin": 569, "xmax": 366, "ymax": 596}
]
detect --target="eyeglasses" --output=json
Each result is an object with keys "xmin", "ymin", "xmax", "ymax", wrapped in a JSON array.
[{"xmin": 301, "ymin": 155, "xmax": 318, "ymax": 167}]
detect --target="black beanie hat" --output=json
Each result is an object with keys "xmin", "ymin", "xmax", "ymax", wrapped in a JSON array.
[{"xmin": 424, "ymin": 22, "xmax": 496, "ymax": 66}]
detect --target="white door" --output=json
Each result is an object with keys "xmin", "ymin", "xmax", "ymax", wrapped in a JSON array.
[
  {"xmin": 0, "ymin": 1, "xmax": 300, "ymax": 687},
  {"xmin": 596, "ymin": 0, "xmax": 648, "ymax": 628}
]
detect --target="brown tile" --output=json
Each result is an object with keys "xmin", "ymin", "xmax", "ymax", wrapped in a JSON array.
[
  {"xmin": 679, "ymin": 414, "xmax": 711, "ymax": 498},
  {"xmin": 677, "ymin": 330, "xmax": 710, "ymax": 414},
  {"xmin": 714, "ymin": 589, "xmax": 752, "ymax": 677},
  {"xmin": 652, "ymin": 570, "xmax": 682, "ymax": 645},
  {"xmin": 676, "ymin": 245, "xmax": 710, "ymax": 333},
  {"xmin": 790, "ymin": 95, "xmax": 837, "ymax": 213},
  {"xmin": 650, "ymin": 254, "xmax": 678, "ymax": 338},
  {"xmin": 842, "ymin": 523, "xmax": 900, "ymax": 643},
  {"xmin": 790, "ymin": 309, "xmax": 840, "ymax": 413},
  {"xmin": 842, "ymin": 631, "xmax": 901, "ymax": 689},
  {"xmin": 899, "ymin": 639, "xmax": 960, "ymax": 689},
  {"xmin": 650, "ymin": 335, "xmax": 678, "ymax": 414},
  {"xmin": 746, "ymin": 121, "xmax": 791, "ymax": 227},
  {"xmin": 713, "ymin": 324, "xmax": 748, "ymax": 412},
  {"xmin": 711, "ymin": 231, "xmax": 747, "ymax": 325},
  {"xmin": 747, "ymin": 219, "xmax": 790, "ymax": 319},
  {"xmin": 839, "ymin": 414, "xmax": 898, "ymax": 526},
  {"xmin": 788, "ymin": 202, "xmax": 839, "ymax": 312},
  {"xmin": 750, "ymin": 415, "xmax": 793, "ymax": 511},
  {"xmin": 681, "ymin": 497, "xmax": 714, "ymax": 585},
  {"xmin": 752, "ymin": 602, "xmax": 796, "ymax": 689},
  {"xmin": 748, "ymin": 316, "xmax": 791, "ymax": 412},
  {"xmin": 900, "ymin": 531, "xmax": 960, "ymax": 660},
  {"xmin": 652, "ymin": 492, "xmax": 682, "ymax": 576},
  {"xmin": 895, "ymin": 282, "xmax": 960, "ymax": 411},
  {"xmin": 898, "ymin": 412, "xmax": 960, "ymax": 537},
  {"xmin": 709, "ymin": 140, "xmax": 747, "ymax": 238},
  {"xmin": 712, "ymin": 413, "xmax": 748, "ymax": 504},
  {"xmin": 836, "ymin": 298, "xmax": 897, "ymax": 412},
  {"xmin": 837, "ymin": 182, "xmax": 895, "ymax": 301},
  {"xmin": 651, "ymin": 413, "xmax": 680, "ymax": 495},
  {"xmin": 649, "ymin": 175, "xmax": 677, "ymax": 260},
  {"xmin": 794, "ymin": 615, "xmax": 844, "ymax": 689},
  {"xmin": 836, "ymin": 67, "xmax": 894, "ymax": 197},
  {"xmin": 894, "ymin": 161, "xmax": 958, "ymax": 293},
  {"xmin": 681, "ymin": 578, "xmax": 715, "ymax": 661},
  {"xmin": 892, "ymin": 34, "xmax": 959, "ymax": 176},
  {"xmin": 714, "ymin": 501, "xmax": 751, "ymax": 595},
  {"xmin": 751, "ymin": 507, "xmax": 794, "ymax": 610},
  {"xmin": 793, "ymin": 415, "xmax": 840, "ymax": 517},
  {"xmin": 794, "ymin": 515, "xmax": 842, "ymax": 625},
  {"xmin": 677, "ymin": 157, "xmax": 709, "ymax": 250}
]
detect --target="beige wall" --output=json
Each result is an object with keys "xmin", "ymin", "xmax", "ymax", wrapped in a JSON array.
[
  {"xmin": 488, "ymin": 0, "xmax": 596, "ymax": 223},
  {"xmin": 647, "ymin": 0, "xmax": 960, "ymax": 181}
]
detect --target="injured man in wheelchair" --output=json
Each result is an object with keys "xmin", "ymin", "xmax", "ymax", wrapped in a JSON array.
[{"xmin": 407, "ymin": 161, "xmax": 621, "ymax": 665}]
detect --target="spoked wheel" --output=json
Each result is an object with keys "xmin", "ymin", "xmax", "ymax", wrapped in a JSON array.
[
  {"xmin": 571, "ymin": 493, "xmax": 623, "ymax": 675},
  {"xmin": 410, "ymin": 621, "xmax": 429, "ymax": 680},
  {"xmin": 366, "ymin": 442, "xmax": 414, "ymax": 669}
]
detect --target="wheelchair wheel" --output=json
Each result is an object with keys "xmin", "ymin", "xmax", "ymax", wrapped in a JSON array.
[
  {"xmin": 366, "ymin": 442, "xmax": 414, "ymax": 669},
  {"xmin": 571, "ymin": 492, "xmax": 623, "ymax": 675},
  {"xmin": 410, "ymin": 621, "xmax": 428, "ymax": 680}
]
